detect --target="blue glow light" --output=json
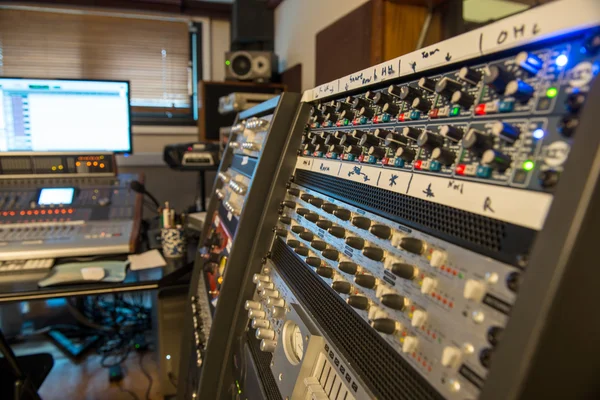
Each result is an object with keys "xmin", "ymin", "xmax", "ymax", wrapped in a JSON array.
[
  {"xmin": 556, "ymin": 54, "xmax": 569, "ymax": 67},
  {"xmin": 533, "ymin": 128, "xmax": 545, "ymax": 139}
]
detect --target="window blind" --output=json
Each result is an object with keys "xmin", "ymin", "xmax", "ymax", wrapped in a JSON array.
[{"xmin": 0, "ymin": 9, "xmax": 191, "ymax": 111}]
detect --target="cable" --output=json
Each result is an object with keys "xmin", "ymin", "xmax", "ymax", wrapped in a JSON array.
[
  {"xmin": 118, "ymin": 384, "xmax": 140, "ymax": 400},
  {"xmin": 138, "ymin": 352, "xmax": 153, "ymax": 400},
  {"xmin": 168, "ymin": 372, "xmax": 178, "ymax": 389}
]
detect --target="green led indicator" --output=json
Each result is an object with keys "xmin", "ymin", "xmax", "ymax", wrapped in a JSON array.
[
  {"xmin": 225, "ymin": 60, "xmax": 231, "ymax": 66},
  {"xmin": 235, "ymin": 380, "xmax": 242, "ymax": 395},
  {"xmin": 135, "ymin": 343, "xmax": 140, "ymax": 349},
  {"xmin": 546, "ymin": 87, "xmax": 558, "ymax": 98},
  {"xmin": 343, "ymin": 119, "xmax": 349, "ymax": 126},
  {"xmin": 458, "ymin": 272, "xmax": 464, "ymax": 279},
  {"xmin": 438, "ymin": 338, "xmax": 442, "ymax": 344},
  {"xmin": 450, "ymin": 106, "xmax": 461, "ymax": 116},
  {"xmin": 523, "ymin": 160, "xmax": 535, "ymax": 171}
]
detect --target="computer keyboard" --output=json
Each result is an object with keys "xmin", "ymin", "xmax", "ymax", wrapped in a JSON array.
[{"xmin": 0, "ymin": 258, "xmax": 55, "ymax": 273}]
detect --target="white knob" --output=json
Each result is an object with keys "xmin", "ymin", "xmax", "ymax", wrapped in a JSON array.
[
  {"xmin": 267, "ymin": 297, "xmax": 285, "ymax": 308},
  {"xmin": 261, "ymin": 289, "xmax": 280, "ymax": 298},
  {"xmin": 253, "ymin": 274, "xmax": 270, "ymax": 284},
  {"xmin": 248, "ymin": 309, "xmax": 266, "ymax": 319},
  {"xmin": 441, "ymin": 346, "xmax": 462, "ymax": 368},
  {"xmin": 261, "ymin": 265, "xmax": 272, "ymax": 274},
  {"xmin": 430, "ymin": 250, "xmax": 447, "ymax": 267},
  {"xmin": 251, "ymin": 319, "xmax": 270, "ymax": 329},
  {"xmin": 256, "ymin": 281, "xmax": 274, "ymax": 290},
  {"xmin": 255, "ymin": 328, "xmax": 276, "ymax": 340},
  {"xmin": 411, "ymin": 310, "xmax": 428, "ymax": 327},
  {"xmin": 402, "ymin": 336, "xmax": 419, "ymax": 353},
  {"xmin": 421, "ymin": 277, "xmax": 437, "ymax": 294},
  {"xmin": 244, "ymin": 300, "xmax": 262, "ymax": 310},
  {"xmin": 463, "ymin": 279, "xmax": 486, "ymax": 301},
  {"xmin": 271, "ymin": 306, "xmax": 286, "ymax": 319},
  {"xmin": 260, "ymin": 339, "xmax": 277, "ymax": 352}
]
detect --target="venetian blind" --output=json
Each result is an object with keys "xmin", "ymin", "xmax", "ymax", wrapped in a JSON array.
[{"xmin": 0, "ymin": 9, "xmax": 191, "ymax": 111}]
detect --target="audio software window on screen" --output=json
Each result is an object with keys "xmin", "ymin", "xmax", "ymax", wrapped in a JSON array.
[{"xmin": 0, "ymin": 79, "xmax": 131, "ymax": 152}]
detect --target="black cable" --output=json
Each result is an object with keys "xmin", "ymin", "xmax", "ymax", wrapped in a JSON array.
[
  {"xmin": 138, "ymin": 352, "xmax": 153, "ymax": 400},
  {"xmin": 118, "ymin": 384, "xmax": 140, "ymax": 400}
]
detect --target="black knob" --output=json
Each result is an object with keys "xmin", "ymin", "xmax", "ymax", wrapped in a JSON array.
[
  {"xmin": 332, "ymin": 281, "xmax": 352, "ymax": 294},
  {"xmin": 274, "ymin": 228, "xmax": 287, "ymax": 237},
  {"xmin": 359, "ymin": 133, "xmax": 380, "ymax": 147},
  {"xmin": 364, "ymin": 90, "xmax": 377, "ymax": 101},
  {"xmin": 340, "ymin": 109, "xmax": 356, "ymax": 120},
  {"xmin": 439, "ymin": 125, "xmax": 464, "ymax": 141},
  {"xmin": 279, "ymin": 216, "xmax": 291, "ymax": 225},
  {"xmin": 505, "ymin": 79, "xmax": 534, "ymax": 102},
  {"xmin": 309, "ymin": 197, "xmax": 324, "ymax": 207},
  {"xmin": 311, "ymin": 135, "xmax": 325, "ymax": 145},
  {"xmin": 305, "ymin": 256, "xmax": 322, "ymax": 268},
  {"xmin": 352, "ymin": 97, "xmax": 369, "ymax": 110},
  {"xmin": 462, "ymin": 129, "xmax": 494, "ymax": 155},
  {"xmin": 321, "ymin": 105, "xmax": 336, "ymax": 116},
  {"xmin": 538, "ymin": 170, "xmax": 560, "ymax": 188},
  {"xmin": 387, "ymin": 85, "xmax": 402, "ymax": 98},
  {"xmin": 435, "ymin": 77, "xmax": 462, "ymax": 99},
  {"xmin": 324, "ymin": 135, "xmax": 341, "ymax": 145},
  {"xmin": 340, "ymin": 134, "xmax": 358, "ymax": 146},
  {"xmin": 325, "ymin": 112, "xmax": 338, "ymax": 123},
  {"xmin": 506, "ymin": 271, "xmax": 521, "ymax": 292},
  {"xmin": 399, "ymin": 85, "xmax": 421, "ymax": 102},
  {"xmin": 371, "ymin": 318, "xmax": 398, "ymax": 334},
  {"xmin": 431, "ymin": 147, "xmax": 456, "ymax": 166},
  {"xmin": 297, "ymin": 208, "xmax": 310, "ymax": 216},
  {"xmin": 370, "ymin": 224, "xmax": 392, "ymax": 240},
  {"xmin": 345, "ymin": 236, "xmax": 365, "ymax": 250},
  {"xmin": 395, "ymin": 147, "xmax": 416, "ymax": 162},
  {"xmin": 358, "ymin": 106, "xmax": 375, "ymax": 119},
  {"xmin": 291, "ymin": 225, "xmax": 305, "ymax": 234},
  {"xmin": 287, "ymin": 239, "xmax": 300, "ymax": 248},
  {"xmin": 399, "ymin": 237, "xmax": 426, "ymax": 255},
  {"xmin": 403, "ymin": 127, "xmax": 422, "ymax": 141},
  {"xmin": 363, "ymin": 246, "xmax": 384, "ymax": 262},
  {"xmin": 492, "ymin": 121, "xmax": 521, "ymax": 143},
  {"xmin": 287, "ymin": 188, "xmax": 300, "ymax": 196},
  {"xmin": 354, "ymin": 274, "xmax": 377, "ymax": 289},
  {"xmin": 368, "ymin": 146, "xmax": 387, "ymax": 160},
  {"xmin": 373, "ymin": 92, "xmax": 392, "ymax": 106},
  {"xmin": 418, "ymin": 77, "xmax": 437, "ymax": 92},
  {"xmin": 351, "ymin": 129, "xmax": 367, "ymax": 141},
  {"xmin": 451, "ymin": 91, "xmax": 475, "ymax": 109},
  {"xmin": 411, "ymin": 97, "xmax": 431, "ymax": 113},
  {"xmin": 322, "ymin": 249, "xmax": 340, "ymax": 261},
  {"xmin": 417, "ymin": 131, "xmax": 445, "ymax": 151},
  {"xmin": 303, "ymin": 143, "xmax": 316, "ymax": 153},
  {"xmin": 515, "ymin": 51, "xmax": 543, "ymax": 75},
  {"xmin": 373, "ymin": 128, "xmax": 391, "ymax": 140},
  {"xmin": 328, "ymin": 144, "xmax": 345, "ymax": 154},
  {"xmin": 558, "ymin": 115, "xmax": 579, "ymax": 137},
  {"xmin": 282, "ymin": 200, "xmax": 296, "ymax": 209},
  {"xmin": 311, "ymin": 240, "xmax": 328, "ymax": 251},
  {"xmin": 351, "ymin": 216, "xmax": 371, "ymax": 230},
  {"xmin": 484, "ymin": 65, "xmax": 513, "ymax": 94},
  {"xmin": 566, "ymin": 92, "xmax": 586, "ymax": 113},
  {"xmin": 316, "ymin": 266, "xmax": 335, "ymax": 278},
  {"xmin": 347, "ymin": 295, "xmax": 370, "ymax": 310},
  {"xmin": 311, "ymin": 114, "xmax": 325, "ymax": 124},
  {"xmin": 316, "ymin": 219, "xmax": 333, "ymax": 229},
  {"xmin": 481, "ymin": 149, "xmax": 512, "ymax": 171},
  {"xmin": 333, "ymin": 131, "xmax": 346, "ymax": 140},
  {"xmin": 480, "ymin": 348, "xmax": 493, "ymax": 369},
  {"xmin": 487, "ymin": 326, "xmax": 504, "ymax": 347},
  {"xmin": 294, "ymin": 246, "xmax": 309, "ymax": 256},
  {"xmin": 299, "ymin": 231, "xmax": 314, "ymax": 241},
  {"xmin": 382, "ymin": 102, "xmax": 400, "ymax": 116},
  {"xmin": 321, "ymin": 203, "xmax": 337, "ymax": 214},
  {"xmin": 381, "ymin": 294, "xmax": 407, "ymax": 311},
  {"xmin": 305, "ymin": 213, "xmax": 319, "ymax": 223},
  {"xmin": 458, "ymin": 66, "xmax": 482, "ymax": 85},
  {"xmin": 339, "ymin": 261, "xmax": 358, "ymax": 275},
  {"xmin": 390, "ymin": 263, "xmax": 417, "ymax": 280},
  {"xmin": 385, "ymin": 132, "xmax": 408, "ymax": 146},
  {"xmin": 328, "ymin": 226, "xmax": 346, "ymax": 238},
  {"xmin": 310, "ymin": 106, "xmax": 321, "ymax": 117},
  {"xmin": 314, "ymin": 144, "xmax": 327, "ymax": 153},
  {"xmin": 300, "ymin": 193, "xmax": 313, "ymax": 202},
  {"xmin": 336, "ymin": 101, "xmax": 351, "ymax": 113},
  {"xmin": 333, "ymin": 208, "xmax": 352, "ymax": 221}
]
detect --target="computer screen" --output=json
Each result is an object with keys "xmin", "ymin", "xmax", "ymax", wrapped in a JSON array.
[{"xmin": 0, "ymin": 78, "xmax": 132, "ymax": 153}]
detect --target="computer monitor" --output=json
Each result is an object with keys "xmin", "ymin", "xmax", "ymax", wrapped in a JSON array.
[{"xmin": 0, "ymin": 78, "xmax": 132, "ymax": 153}]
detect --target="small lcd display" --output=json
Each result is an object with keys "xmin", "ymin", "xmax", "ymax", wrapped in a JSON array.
[{"xmin": 38, "ymin": 188, "xmax": 75, "ymax": 205}]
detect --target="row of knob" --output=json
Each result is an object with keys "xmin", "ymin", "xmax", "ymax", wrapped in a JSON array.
[{"xmin": 311, "ymin": 51, "xmax": 544, "ymax": 125}]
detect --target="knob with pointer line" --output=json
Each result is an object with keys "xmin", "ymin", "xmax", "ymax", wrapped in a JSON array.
[
  {"xmin": 324, "ymin": 135, "xmax": 341, "ymax": 145},
  {"xmin": 431, "ymin": 147, "xmax": 456, "ymax": 166},
  {"xmin": 368, "ymin": 146, "xmax": 387, "ymax": 160},
  {"xmin": 403, "ymin": 127, "xmax": 422, "ymax": 141},
  {"xmin": 395, "ymin": 147, "xmax": 416, "ymax": 162},
  {"xmin": 439, "ymin": 125, "xmax": 464, "ymax": 142},
  {"xmin": 347, "ymin": 295, "xmax": 370, "ymax": 310},
  {"xmin": 462, "ymin": 129, "xmax": 494, "ymax": 155},
  {"xmin": 459, "ymin": 66, "xmax": 482, "ymax": 86},
  {"xmin": 316, "ymin": 219, "xmax": 333, "ymax": 229},
  {"xmin": 382, "ymin": 102, "xmax": 400, "ymax": 115},
  {"xmin": 451, "ymin": 91, "xmax": 475, "ymax": 109},
  {"xmin": 484, "ymin": 65, "xmax": 513, "ymax": 94},
  {"xmin": 435, "ymin": 77, "xmax": 463, "ymax": 99},
  {"xmin": 418, "ymin": 77, "xmax": 437, "ymax": 92},
  {"xmin": 492, "ymin": 121, "xmax": 521, "ymax": 143},
  {"xmin": 481, "ymin": 149, "xmax": 512, "ymax": 171},
  {"xmin": 311, "ymin": 135, "xmax": 325, "ymax": 145},
  {"xmin": 352, "ymin": 97, "xmax": 369, "ymax": 110},
  {"xmin": 374, "ymin": 128, "xmax": 392, "ymax": 140},
  {"xmin": 359, "ymin": 106, "xmax": 375, "ymax": 119},
  {"xmin": 329, "ymin": 144, "xmax": 345, "ymax": 154},
  {"xmin": 417, "ymin": 131, "xmax": 445, "ymax": 151},
  {"xmin": 373, "ymin": 92, "xmax": 392, "ymax": 106},
  {"xmin": 412, "ymin": 97, "xmax": 431, "ymax": 113},
  {"xmin": 515, "ymin": 51, "xmax": 543, "ymax": 75},
  {"xmin": 399, "ymin": 85, "xmax": 421, "ymax": 103},
  {"xmin": 385, "ymin": 132, "xmax": 408, "ymax": 146},
  {"xmin": 505, "ymin": 79, "xmax": 534, "ymax": 103},
  {"xmin": 359, "ymin": 133, "xmax": 380, "ymax": 147},
  {"xmin": 336, "ymin": 101, "xmax": 351, "ymax": 113},
  {"xmin": 340, "ymin": 109, "xmax": 356, "ymax": 120},
  {"xmin": 387, "ymin": 85, "xmax": 402, "ymax": 98},
  {"xmin": 303, "ymin": 143, "xmax": 315, "ymax": 153}
]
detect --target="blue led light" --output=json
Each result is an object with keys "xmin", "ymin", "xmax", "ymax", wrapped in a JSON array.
[
  {"xmin": 556, "ymin": 54, "xmax": 569, "ymax": 67},
  {"xmin": 533, "ymin": 128, "xmax": 545, "ymax": 139}
]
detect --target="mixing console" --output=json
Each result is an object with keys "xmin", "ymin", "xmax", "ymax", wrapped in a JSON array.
[
  {"xmin": 184, "ymin": 2, "xmax": 600, "ymax": 400},
  {"xmin": 0, "ymin": 152, "xmax": 142, "ymax": 260}
]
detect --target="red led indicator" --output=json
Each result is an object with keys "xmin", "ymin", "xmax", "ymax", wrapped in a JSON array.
[
  {"xmin": 34, "ymin": 210, "xmax": 39, "ymax": 215},
  {"xmin": 412, "ymin": 352, "xmax": 416, "ymax": 358},
  {"xmin": 26, "ymin": 211, "xmax": 32, "ymax": 216},
  {"xmin": 352, "ymin": 119, "xmax": 359, "ymax": 126},
  {"xmin": 398, "ymin": 113, "xmax": 406, "ymax": 122},
  {"xmin": 68, "ymin": 209, "xmax": 73, "ymax": 214},
  {"xmin": 443, "ymin": 299, "xmax": 448, "ymax": 304},
  {"xmin": 358, "ymin": 155, "xmax": 365, "ymax": 162},
  {"xmin": 373, "ymin": 116, "xmax": 379, "ymax": 124},
  {"xmin": 422, "ymin": 361, "xmax": 427, "ymax": 367},
  {"xmin": 336, "ymin": 121, "xmax": 342, "ymax": 127},
  {"xmin": 9, "ymin": 212, "xmax": 15, "ymax": 216},
  {"xmin": 428, "ymin": 367, "xmax": 432, "ymax": 372},
  {"xmin": 455, "ymin": 164, "xmax": 466, "ymax": 175},
  {"xmin": 449, "ymin": 302, "xmax": 454, "ymax": 308},
  {"xmin": 187, "ymin": 146, "xmax": 193, "ymax": 151},
  {"xmin": 431, "ymin": 292, "xmax": 436, "ymax": 297},
  {"xmin": 432, "ymin": 333, "xmax": 437, "ymax": 339},
  {"xmin": 381, "ymin": 157, "xmax": 389, "ymax": 165},
  {"xmin": 440, "ymin": 266, "xmax": 446, "ymax": 271},
  {"xmin": 475, "ymin": 103, "xmax": 486, "ymax": 115},
  {"xmin": 1, "ymin": 212, "xmax": 6, "ymax": 217},
  {"xmin": 452, "ymin": 270, "xmax": 457, "ymax": 276},
  {"xmin": 61, "ymin": 209, "xmax": 66, "ymax": 214},
  {"xmin": 414, "ymin": 160, "xmax": 423, "ymax": 170},
  {"xmin": 429, "ymin": 109, "xmax": 439, "ymax": 118}
]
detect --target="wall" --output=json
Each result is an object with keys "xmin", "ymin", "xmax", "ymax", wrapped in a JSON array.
[
  {"xmin": 211, "ymin": 19, "xmax": 231, "ymax": 82},
  {"xmin": 274, "ymin": 0, "xmax": 369, "ymax": 92}
]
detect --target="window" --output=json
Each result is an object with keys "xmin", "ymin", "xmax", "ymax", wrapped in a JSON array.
[{"xmin": 0, "ymin": 8, "xmax": 199, "ymax": 123}]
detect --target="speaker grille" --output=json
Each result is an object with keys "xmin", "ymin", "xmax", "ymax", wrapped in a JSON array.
[
  {"xmin": 272, "ymin": 238, "xmax": 444, "ymax": 400},
  {"xmin": 247, "ymin": 331, "xmax": 282, "ymax": 400},
  {"xmin": 294, "ymin": 169, "xmax": 534, "ymax": 265}
]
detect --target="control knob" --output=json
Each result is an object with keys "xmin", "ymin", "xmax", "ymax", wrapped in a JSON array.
[
  {"xmin": 310, "ymin": 240, "xmax": 327, "ymax": 251},
  {"xmin": 299, "ymin": 231, "xmax": 314, "ymax": 241},
  {"xmin": 251, "ymin": 319, "xmax": 270, "ymax": 329},
  {"xmin": 430, "ymin": 250, "xmax": 447, "ymax": 267},
  {"xmin": 305, "ymin": 256, "xmax": 322, "ymax": 268},
  {"xmin": 515, "ymin": 51, "xmax": 543, "ymax": 75},
  {"xmin": 371, "ymin": 318, "xmax": 401, "ymax": 335},
  {"xmin": 322, "ymin": 249, "xmax": 340, "ymax": 261},
  {"xmin": 411, "ymin": 310, "xmax": 428, "ymax": 327},
  {"xmin": 338, "ymin": 262, "xmax": 358, "ymax": 275},
  {"xmin": 372, "ymin": 91, "xmax": 392, "ymax": 106},
  {"xmin": 291, "ymin": 225, "xmax": 305, "ymax": 234},
  {"xmin": 260, "ymin": 339, "xmax": 277, "ymax": 353},
  {"xmin": 483, "ymin": 65, "xmax": 513, "ymax": 93},
  {"xmin": 347, "ymin": 295, "xmax": 370, "ymax": 310},
  {"xmin": 352, "ymin": 97, "xmax": 369, "ymax": 110},
  {"xmin": 321, "ymin": 203, "xmax": 337, "ymax": 214},
  {"xmin": 316, "ymin": 266, "xmax": 335, "ymax": 278},
  {"xmin": 463, "ymin": 279, "xmax": 486, "ymax": 301},
  {"xmin": 351, "ymin": 216, "xmax": 371, "ymax": 230},
  {"xmin": 309, "ymin": 197, "xmax": 324, "ymax": 207},
  {"xmin": 271, "ymin": 306, "xmax": 286, "ymax": 319},
  {"xmin": 421, "ymin": 277, "xmax": 437, "ymax": 294},
  {"xmin": 333, "ymin": 208, "xmax": 352, "ymax": 221},
  {"xmin": 418, "ymin": 77, "xmax": 437, "ymax": 92},
  {"xmin": 417, "ymin": 131, "xmax": 445, "ymax": 151},
  {"xmin": 374, "ymin": 128, "xmax": 392, "ymax": 140},
  {"xmin": 402, "ymin": 127, "xmax": 422, "ymax": 141},
  {"xmin": 395, "ymin": 147, "xmax": 416, "ymax": 162},
  {"xmin": 435, "ymin": 77, "xmax": 463, "ymax": 99},
  {"xmin": 451, "ymin": 91, "xmax": 475, "ymax": 109},
  {"xmin": 244, "ymin": 300, "xmax": 262, "ymax": 310},
  {"xmin": 328, "ymin": 226, "xmax": 346, "ymax": 238},
  {"xmin": 277, "ymin": 216, "xmax": 290, "ymax": 226},
  {"xmin": 331, "ymin": 281, "xmax": 353, "ymax": 294},
  {"xmin": 324, "ymin": 135, "xmax": 341, "ymax": 146},
  {"xmin": 252, "ymin": 274, "xmax": 270, "ymax": 283},
  {"xmin": 481, "ymin": 149, "xmax": 512, "ymax": 171},
  {"xmin": 505, "ymin": 79, "xmax": 534, "ymax": 102},
  {"xmin": 402, "ymin": 336, "xmax": 419, "ymax": 353},
  {"xmin": 399, "ymin": 85, "xmax": 421, "ymax": 103},
  {"xmin": 336, "ymin": 101, "xmax": 351, "ymax": 113},
  {"xmin": 294, "ymin": 246, "xmax": 309, "ymax": 256},
  {"xmin": 316, "ymin": 219, "xmax": 333, "ymax": 229},
  {"xmin": 492, "ymin": 121, "xmax": 521, "ymax": 143},
  {"xmin": 248, "ymin": 309, "xmax": 266, "ymax": 319},
  {"xmin": 387, "ymin": 85, "xmax": 402, "ymax": 98},
  {"xmin": 359, "ymin": 133, "xmax": 380, "ymax": 147},
  {"xmin": 345, "ymin": 145, "xmax": 363, "ymax": 157},
  {"xmin": 439, "ymin": 125, "xmax": 464, "ymax": 141},
  {"xmin": 458, "ymin": 66, "xmax": 482, "ymax": 85},
  {"xmin": 282, "ymin": 200, "xmax": 296, "ymax": 209},
  {"xmin": 340, "ymin": 109, "xmax": 356, "ymax": 121},
  {"xmin": 462, "ymin": 129, "xmax": 494, "ymax": 155},
  {"xmin": 390, "ymin": 262, "xmax": 417, "ymax": 280},
  {"xmin": 411, "ymin": 97, "xmax": 431, "ymax": 113},
  {"xmin": 380, "ymin": 294, "xmax": 408, "ymax": 311},
  {"xmin": 310, "ymin": 135, "xmax": 325, "ymax": 145},
  {"xmin": 385, "ymin": 132, "xmax": 408, "ymax": 146},
  {"xmin": 441, "ymin": 346, "xmax": 462, "ymax": 368},
  {"xmin": 358, "ymin": 106, "xmax": 375, "ymax": 119},
  {"xmin": 382, "ymin": 102, "xmax": 400, "ymax": 115},
  {"xmin": 370, "ymin": 224, "xmax": 392, "ymax": 240},
  {"xmin": 431, "ymin": 147, "xmax": 456, "ymax": 166},
  {"xmin": 345, "ymin": 236, "xmax": 365, "ymax": 250},
  {"xmin": 363, "ymin": 246, "xmax": 385, "ymax": 262},
  {"xmin": 267, "ymin": 297, "xmax": 285, "ymax": 308},
  {"xmin": 354, "ymin": 274, "xmax": 377, "ymax": 289}
]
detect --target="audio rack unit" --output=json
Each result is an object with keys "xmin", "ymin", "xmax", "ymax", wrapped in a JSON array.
[{"xmin": 186, "ymin": 1, "xmax": 600, "ymax": 399}]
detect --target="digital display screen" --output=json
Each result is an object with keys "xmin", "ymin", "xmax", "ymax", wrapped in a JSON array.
[{"xmin": 38, "ymin": 188, "xmax": 75, "ymax": 205}]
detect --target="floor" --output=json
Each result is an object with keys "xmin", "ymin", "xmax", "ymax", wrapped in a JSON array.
[{"xmin": 12, "ymin": 339, "xmax": 164, "ymax": 400}]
